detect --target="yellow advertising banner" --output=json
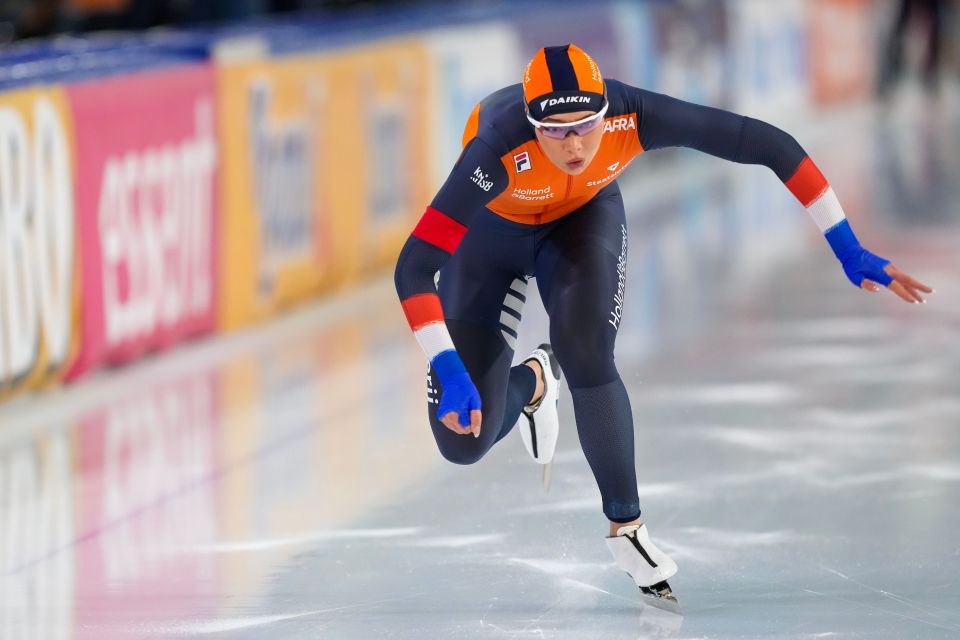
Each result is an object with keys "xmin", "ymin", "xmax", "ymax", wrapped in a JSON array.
[
  {"xmin": 217, "ymin": 38, "xmax": 433, "ymax": 330},
  {"xmin": 0, "ymin": 86, "xmax": 81, "ymax": 400},
  {"xmin": 340, "ymin": 40, "xmax": 434, "ymax": 274}
]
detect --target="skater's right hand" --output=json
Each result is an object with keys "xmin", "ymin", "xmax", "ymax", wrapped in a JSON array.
[
  {"xmin": 437, "ymin": 370, "xmax": 483, "ymax": 438},
  {"xmin": 432, "ymin": 350, "xmax": 482, "ymax": 437}
]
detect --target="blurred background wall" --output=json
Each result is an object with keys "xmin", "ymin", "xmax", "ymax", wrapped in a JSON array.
[{"xmin": 1, "ymin": 0, "xmax": 958, "ymax": 404}]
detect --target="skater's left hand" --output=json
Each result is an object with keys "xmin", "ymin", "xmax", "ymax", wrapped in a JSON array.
[
  {"xmin": 827, "ymin": 222, "xmax": 932, "ymax": 303},
  {"xmin": 831, "ymin": 236, "xmax": 933, "ymax": 304},
  {"xmin": 859, "ymin": 263, "xmax": 933, "ymax": 304}
]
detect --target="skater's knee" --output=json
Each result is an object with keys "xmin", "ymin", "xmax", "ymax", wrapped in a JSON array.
[{"xmin": 436, "ymin": 440, "xmax": 486, "ymax": 465}]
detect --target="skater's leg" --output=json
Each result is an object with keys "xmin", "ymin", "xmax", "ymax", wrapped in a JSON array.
[
  {"xmin": 535, "ymin": 185, "xmax": 641, "ymax": 524},
  {"xmin": 421, "ymin": 205, "xmax": 540, "ymax": 463},
  {"xmin": 426, "ymin": 320, "xmax": 537, "ymax": 463},
  {"xmin": 537, "ymin": 186, "xmax": 679, "ymax": 598}
]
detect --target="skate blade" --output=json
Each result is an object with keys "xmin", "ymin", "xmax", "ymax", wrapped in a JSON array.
[
  {"xmin": 541, "ymin": 461, "xmax": 552, "ymax": 491},
  {"xmin": 639, "ymin": 581, "xmax": 682, "ymax": 615}
]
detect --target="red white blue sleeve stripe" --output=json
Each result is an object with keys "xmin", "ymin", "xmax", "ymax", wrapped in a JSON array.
[
  {"xmin": 784, "ymin": 156, "xmax": 846, "ymax": 232},
  {"xmin": 397, "ymin": 206, "xmax": 471, "ymax": 362},
  {"xmin": 401, "ymin": 293, "xmax": 455, "ymax": 361}
]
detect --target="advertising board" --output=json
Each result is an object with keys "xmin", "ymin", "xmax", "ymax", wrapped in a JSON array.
[
  {"xmin": 217, "ymin": 39, "xmax": 432, "ymax": 330},
  {"xmin": 66, "ymin": 65, "xmax": 219, "ymax": 379},
  {"xmin": 0, "ymin": 87, "xmax": 79, "ymax": 398}
]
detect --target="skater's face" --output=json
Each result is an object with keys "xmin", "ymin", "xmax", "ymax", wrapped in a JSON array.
[{"xmin": 535, "ymin": 110, "xmax": 604, "ymax": 176}]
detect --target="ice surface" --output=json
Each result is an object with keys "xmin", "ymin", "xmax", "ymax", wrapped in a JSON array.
[{"xmin": 1, "ymin": 100, "xmax": 959, "ymax": 639}]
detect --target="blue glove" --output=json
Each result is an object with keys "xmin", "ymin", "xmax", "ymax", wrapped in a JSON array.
[
  {"xmin": 825, "ymin": 220, "xmax": 893, "ymax": 287},
  {"xmin": 433, "ymin": 349, "xmax": 481, "ymax": 428}
]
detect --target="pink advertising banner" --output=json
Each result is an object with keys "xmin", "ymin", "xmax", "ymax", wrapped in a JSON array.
[{"xmin": 65, "ymin": 65, "xmax": 219, "ymax": 379}]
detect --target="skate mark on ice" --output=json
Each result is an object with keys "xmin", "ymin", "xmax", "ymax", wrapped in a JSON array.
[
  {"xmin": 821, "ymin": 566, "xmax": 960, "ymax": 628},
  {"xmin": 507, "ymin": 557, "xmax": 609, "ymax": 576},
  {"xmin": 798, "ymin": 584, "xmax": 960, "ymax": 634},
  {"xmin": 676, "ymin": 527, "xmax": 814, "ymax": 548},
  {"xmin": 508, "ymin": 483, "xmax": 691, "ymax": 515},
  {"xmin": 134, "ymin": 587, "xmax": 474, "ymax": 636},
  {"xmin": 405, "ymin": 533, "xmax": 504, "ymax": 548},
  {"xmin": 138, "ymin": 611, "xmax": 329, "ymax": 635},
  {"xmin": 558, "ymin": 576, "xmax": 639, "ymax": 604}
]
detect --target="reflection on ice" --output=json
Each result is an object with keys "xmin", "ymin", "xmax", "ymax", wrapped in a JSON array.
[
  {"xmin": 0, "ymin": 432, "xmax": 74, "ymax": 640},
  {"xmin": 183, "ymin": 527, "xmax": 422, "ymax": 553},
  {"xmin": 137, "ymin": 610, "xmax": 329, "ymax": 636}
]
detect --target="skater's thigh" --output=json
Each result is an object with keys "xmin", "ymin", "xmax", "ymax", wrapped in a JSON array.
[
  {"xmin": 438, "ymin": 210, "xmax": 534, "ymax": 348},
  {"xmin": 534, "ymin": 185, "xmax": 628, "ymax": 387},
  {"xmin": 426, "ymin": 320, "xmax": 514, "ymax": 464},
  {"xmin": 427, "ymin": 211, "xmax": 533, "ymax": 456},
  {"xmin": 535, "ymin": 183, "xmax": 627, "ymax": 307}
]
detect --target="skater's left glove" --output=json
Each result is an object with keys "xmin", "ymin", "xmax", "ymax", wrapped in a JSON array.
[{"xmin": 825, "ymin": 220, "xmax": 933, "ymax": 304}]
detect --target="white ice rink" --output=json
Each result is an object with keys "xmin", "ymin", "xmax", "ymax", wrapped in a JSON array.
[{"xmin": 1, "ymin": 96, "xmax": 959, "ymax": 639}]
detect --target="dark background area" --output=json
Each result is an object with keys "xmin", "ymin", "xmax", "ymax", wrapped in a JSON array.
[{"xmin": 0, "ymin": 0, "xmax": 439, "ymax": 42}]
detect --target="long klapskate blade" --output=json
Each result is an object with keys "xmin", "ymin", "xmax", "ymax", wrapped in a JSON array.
[
  {"xmin": 639, "ymin": 583, "xmax": 682, "ymax": 615},
  {"xmin": 541, "ymin": 461, "xmax": 552, "ymax": 491}
]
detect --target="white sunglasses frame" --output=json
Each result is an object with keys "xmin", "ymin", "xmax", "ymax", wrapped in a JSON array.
[{"xmin": 526, "ymin": 99, "xmax": 610, "ymax": 134}]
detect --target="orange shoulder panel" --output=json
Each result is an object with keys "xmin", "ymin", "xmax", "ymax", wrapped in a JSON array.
[{"xmin": 461, "ymin": 103, "xmax": 481, "ymax": 149}]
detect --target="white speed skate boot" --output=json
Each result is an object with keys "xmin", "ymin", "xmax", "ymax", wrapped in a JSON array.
[
  {"xmin": 606, "ymin": 523, "xmax": 680, "ymax": 612},
  {"xmin": 517, "ymin": 344, "xmax": 561, "ymax": 464}
]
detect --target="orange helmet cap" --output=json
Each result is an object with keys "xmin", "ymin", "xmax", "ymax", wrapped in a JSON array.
[{"xmin": 523, "ymin": 44, "xmax": 605, "ymax": 121}]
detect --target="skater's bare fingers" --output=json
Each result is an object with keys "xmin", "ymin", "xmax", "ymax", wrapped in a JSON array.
[
  {"xmin": 470, "ymin": 409, "xmax": 482, "ymax": 439},
  {"xmin": 441, "ymin": 412, "xmax": 471, "ymax": 435},
  {"xmin": 888, "ymin": 280, "xmax": 919, "ymax": 304},
  {"xmin": 886, "ymin": 264, "xmax": 934, "ymax": 293},
  {"xmin": 860, "ymin": 279, "xmax": 882, "ymax": 293},
  {"xmin": 901, "ymin": 283, "xmax": 926, "ymax": 304}
]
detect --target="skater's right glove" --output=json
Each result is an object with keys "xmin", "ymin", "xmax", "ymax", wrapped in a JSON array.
[{"xmin": 433, "ymin": 350, "xmax": 482, "ymax": 437}]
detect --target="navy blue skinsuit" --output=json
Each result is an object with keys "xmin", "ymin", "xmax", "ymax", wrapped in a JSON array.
[{"xmin": 395, "ymin": 80, "xmax": 811, "ymax": 522}]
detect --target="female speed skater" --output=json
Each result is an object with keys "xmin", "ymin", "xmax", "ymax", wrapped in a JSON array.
[{"xmin": 393, "ymin": 44, "xmax": 933, "ymax": 607}]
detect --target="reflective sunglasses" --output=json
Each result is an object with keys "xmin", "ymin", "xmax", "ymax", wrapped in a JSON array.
[{"xmin": 526, "ymin": 100, "xmax": 609, "ymax": 139}]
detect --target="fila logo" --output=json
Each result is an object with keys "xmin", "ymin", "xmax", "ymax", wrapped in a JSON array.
[
  {"xmin": 607, "ymin": 161, "xmax": 620, "ymax": 172},
  {"xmin": 470, "ymin": 166, "xmax": 493, "ymax": 191},
  {"xmin": 603, "ymin": 116, "xmax": 637, "ymax": 133},
  {"xmin": 514, "ymin": 151, "xmax": 532, "ymax": 173},
  {"xmin": 539, "ymin": 95, "xmax": 591, "ymax": 110}
]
